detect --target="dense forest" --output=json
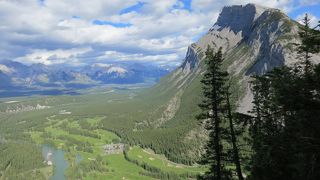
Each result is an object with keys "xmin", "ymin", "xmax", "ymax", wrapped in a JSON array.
[
  {"xmin": 198, "ymin": 14, "xmax": 320, "ymax": 180},
  {"xmin": 0, "ymin": 141, "xmax": 45, "ymax": 179}
]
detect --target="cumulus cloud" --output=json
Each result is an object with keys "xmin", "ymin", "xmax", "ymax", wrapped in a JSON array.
[
  {"xmin": 16, "ymin": 47, "xmax": 92, "ymax": 65},
  {"xmin": 192, "ymin": 0, "xmax": 294, "ymax": 13},
  {"xmin": 298, "ymin": 0, "xmax": 320, "ymax": 6},
  {"xmin": 97, "ymin": 51, "xmax": 180, "ymax": 65},
  {"xmin": 0, "ymin": 0, "xmax": 317, "ymax": 67}
]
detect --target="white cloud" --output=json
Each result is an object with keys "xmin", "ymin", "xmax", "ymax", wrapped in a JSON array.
[
  {"xmin": 98, "ymin": 51, "xmax": 180, "ymax": 65},
  {"xmin": 0, "ymin": 0, "xmax": 311, "ymax": 66},
  {"xmin": 298, "ymin": 0, "xmax": 320, "ymax": 6},
  {"xmin": 43, "ymin": 0, "xmax": 138, "ymax": 19},
  {"xmin": 16, "ymin": 47, "xmax": 92, "ymax": 65},
  {"xmin": 191, "ymin": 0, "xmax": 294, "ymax": 13},
  {"xmin": 141, "ymin": 0, "xmax": 177, "ymax": 14}
]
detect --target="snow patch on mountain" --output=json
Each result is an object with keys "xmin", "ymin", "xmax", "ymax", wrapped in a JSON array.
[
  {"xmin": 0, "ymin": 64, "xmax": 14, "ymax": 74},
  {"xmin": 107, "ymin": 67, "xmax": 127, "ymax": 74},
  {"xmin": 92, "ymin": 63, "xmax": 112, "ymax": 69}
]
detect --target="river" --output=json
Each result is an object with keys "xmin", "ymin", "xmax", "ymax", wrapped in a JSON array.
[{"xmin": 42, "ymin": 145, "xmax": 82, "ymax": 180}]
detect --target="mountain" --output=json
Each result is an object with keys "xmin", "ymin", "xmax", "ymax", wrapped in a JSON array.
[
  {"xmin": 0, "ymin": 60, "xmax": 170, "ymax": 91},
  {"xmin": 130, "ymin": 3, "xmax": 320, "ymax": 163},
  {"xmin": 84, "ymin": 63, "xmax": 140, "ymax": 84},
  {"xmin": 149, "ymin": 3, "xmax": 315, "ymax": 115},
  {"xmin": 83, "ymin": 62, "xmax": 171, "ymax": 84}
]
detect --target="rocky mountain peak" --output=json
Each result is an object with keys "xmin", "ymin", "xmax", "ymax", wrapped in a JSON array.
[
  {"xmin": 173, "ymin": 4, "xmax": 304, "ymax": 113},
  {"xmin": 180, "ymin": 4, "xmax": 292, "ymax": 74},
  {"xmin": 211, "ymin": 4, "xmax": 271, "ymax": 35},
  {"xmin": 180, "ymin": 4, "xmax": 270, "ymax": 72}
]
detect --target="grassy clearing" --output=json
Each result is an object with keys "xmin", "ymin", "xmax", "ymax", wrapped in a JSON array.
[
  {"xmin": 88, "ymin": 154, "xmax": 154, "ymax": 180},
  {"xmin": 127, "ymin": 146, "xmax": 205, "ymax": 176}
]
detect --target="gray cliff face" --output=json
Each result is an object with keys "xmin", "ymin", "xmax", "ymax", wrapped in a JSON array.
[
  {"xmin": 214, "ymin": 4, "xmax": 266, "ymax": 36},
  {"xmin": 180, "ymin": 44, "xmax": 198, "ymax": 72},
  {"xmin": 244, "ymin": 9, "xmax": 295, "ymax": 75}
]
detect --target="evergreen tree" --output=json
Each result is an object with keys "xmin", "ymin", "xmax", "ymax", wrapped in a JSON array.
[
  {"xmin": 298, "ymin": 14, "xmax": 320, "ymax": 72},
  {"xmin": 197, "ymin": 46, "xmax": 229, "ymax": 180},
  {"xmin": 225, "ymin": 83, "xmax": 244, "ymax": 180},
  {"xmin": 198, "ymin": 46, "xmax": 244, "ymax": 180},
  {"xmin": 298, "ymin": 14, "xmax": 312, "ymax": 66}
]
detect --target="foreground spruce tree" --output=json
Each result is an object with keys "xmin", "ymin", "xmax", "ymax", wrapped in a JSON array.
[
  {"xmin": 197, "ymin": 46, "xmax": 228, "ymax": 180},
  {"xmin": 197, "ymin": 46, "xmax": 244, "ymax": 180},
  {"xmin": 225, "ymin": 84, "xmax": 244, "ymax": 180}
]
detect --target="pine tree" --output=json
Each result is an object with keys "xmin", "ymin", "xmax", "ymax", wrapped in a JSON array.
[
  {"xmin": 198, "ymin": 46, "xmax": 244, "ymax": 180},
  {"xmin": 197, "ymin": 46, "xmax": 229, "ymax": 180},
  {"xmin": 299, "ymin": 14, "xmax": 312, "ymax": 66},
  {"xmin": 302, "ymin": 14, "xmax": 320, "ymax": 54}
]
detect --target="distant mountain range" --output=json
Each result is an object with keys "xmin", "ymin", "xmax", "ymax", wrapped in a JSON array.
[{"xmin": 0, "ymin": 60, "xmax": 172, "ymax": 90}]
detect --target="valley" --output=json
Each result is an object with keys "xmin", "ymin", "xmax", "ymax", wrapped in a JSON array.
[{"xmin": 0, "ymin": 87, "xmax": 206, "ymax": 179}]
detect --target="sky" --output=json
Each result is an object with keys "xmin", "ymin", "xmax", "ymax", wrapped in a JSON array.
[{"xmin": 0, "ymin": 0, "xmax": 319, "ymax": 67}]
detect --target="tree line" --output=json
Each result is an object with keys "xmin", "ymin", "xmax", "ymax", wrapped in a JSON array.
[{"xmin": 0, "ymin": 141, "xmax": 44, "ymax": 179}]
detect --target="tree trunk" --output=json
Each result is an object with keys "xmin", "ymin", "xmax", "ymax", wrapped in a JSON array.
[
  {"xmin": 226, "ymin": 91, "xmax": 244, "ymax": 180},
  {"xmin": 213, "ymin": 77, "xmax": 221, "ymax": 180},
  {"xmin": 213, "ymin": 111, "xmax": 221, "ymax": 180}
]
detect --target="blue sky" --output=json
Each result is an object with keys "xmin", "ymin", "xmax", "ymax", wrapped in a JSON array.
[
  {"xmin": 120, "ymin": 1, "xmax": 146, "ymax": 14},
  {"xmin": 290, "ymin": 5, "xmax": 320, "ymax": 18},
  {"xmin": 92, "ymin": 20, "xmax": 132, "ymax": 28},
  {"xmin": 0, "ymin": 0, "xmax": 319, "ymax": 67},
  {"xmin": 289, "ymin": 1, "xmax": 320, "ymax": 18},
  {"xmin": 288, "ymin": 1, "xmax": 320, "ymax": 24}
]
